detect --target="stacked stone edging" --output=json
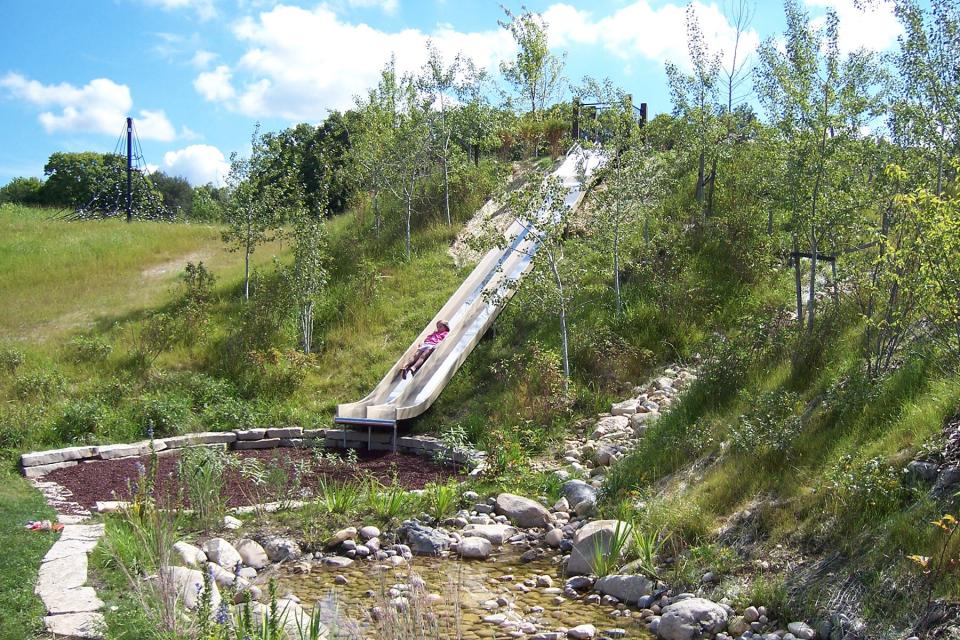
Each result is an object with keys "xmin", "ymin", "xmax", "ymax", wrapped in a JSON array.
[{"xmin": 21, "ymin": 428, "xmax": 485, "ymax": 479}]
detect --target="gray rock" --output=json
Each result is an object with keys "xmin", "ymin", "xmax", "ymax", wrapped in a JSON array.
[
  {"xmin": 566, "ymin": 520, "xmax": 633, "ymax": 575},
  {"xmin": 545, "ymin": 528, "xmax": 565, "ymax": 547},
  {"xmin": 574, "ymin": 497, "xmax": 597, "ymax": 517},
  {"xmin": 462, "ymin": 523, "xmax": 517, "ymax": 545},
  {"xmin": 787, "ymin": 622, "xmax": 816, "ymax": 640},
  {"xmin": 743, "ymin": 606, "xmax": 760, "ymax": 623},
  {"xmin": 326, "ymin": 527, "xmax": 357, "ymax": 549},
  {"xmin": 658, "ymin": 598, "xmax": 728, "ymax": 640},
  {"xmin": 458, "ymin": 536, "xmax": 493, "ymax": 559},
  {"xmin": 401, "ymin": 522, "xmax": 451, "ymax": 555},
  {"xmin": 323, "ymin": 556, "xmax": 354, "ymax": 568},
  {"xmin": 906, "ymin": 461, "xmax": 939, "ymax": 485},
  {"xmin": 159, "ymin": 566, "xmax": 221, "ymax": 611},
  {"xmin": 562, "ymin": 480, "xmax": 597, "ymax": 510},
  {"xmin": 264, "ymin": 537, "xmax": 301, "ymax": 562},
  {"xmin": 934, "ymin": 465, "xmax": 960, "ymax": 496},
  {"xmin": 359, "ymin": 525, "xmax": 380, "ymax": 540},
  {"xmin": 611, "ymin": 400, "xmax": 637, "ymax": 416},
  {"xmin": 568, "ymin": 624, "xmax": 597, "ymax": 639},
  {"xmin": 594, "ymin": 574, "xmax": 653, "ymax": 605},
  {"xmin": 565, "ymin": 576, "xmax": 595, "ymax": 591},
  {"xmin": 202, "ymin": 538, "xmax": 242, "ymax": 571},
  {"xmin": 97, "ymin": 440, "xmax": 168, "ymax": 460},
  {"xmin": 495, "ymin": 493, "xmax": 551, "ymax": 529},
  {"xmin": 173, "ymin": 541, "xmax": 208, "ymax": 568},
  {"xmin": 236, "ymin": 539, "xmax": 269, "ymax": 569}
]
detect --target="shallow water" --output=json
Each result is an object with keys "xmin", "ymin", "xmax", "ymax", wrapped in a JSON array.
[{"xmin": 277, "ymin": 549, "xmax": 655, "ymax": 639}]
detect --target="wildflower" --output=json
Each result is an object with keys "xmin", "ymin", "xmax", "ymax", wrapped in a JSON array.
[
  {"xmin": 146, "ymin": 422, "xmax": 155, "ymax": 440},
  {"xmin": 215, "ymin": 602, "xmax": 229, "ymax": 625}
]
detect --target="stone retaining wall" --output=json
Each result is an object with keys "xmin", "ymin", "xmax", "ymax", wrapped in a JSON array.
[{"xmin": 20, "ymin": 427, "xmax": 486, "ymax": 478}]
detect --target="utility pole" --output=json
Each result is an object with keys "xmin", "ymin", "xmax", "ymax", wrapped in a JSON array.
[{"xmin": 126, "ymin": 116, "xmax": 133, "ymax": 223}]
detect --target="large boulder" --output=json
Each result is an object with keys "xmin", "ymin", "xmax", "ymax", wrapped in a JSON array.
[
  {"xmin": 495, "ymin": 494, "xmax": 551, "ymax": 529},
  {"xmin": 561, "ymin": 480, "xmax": 597, "ymax": 511},
  {"xmin": 566, "ymin": 520, "xmax": 633, "ymax": 575},
  {"xmin": 594, "ymin": 574, "xmax": 653, "ymax": 605},
  {"xmin": 400, "ymin": 522, "xmax": 451, "ymax": 556},
  {"xmin": 462, "ymin": 524, "xmax": 517, "ymax": 545},
  {"xmin": 172, "ymin": 541, "xmax": 207, "ymax": 568},
  {"xmin": 202, "ymin": 538, "xmax": 242, "ymax": 571},
  {"xmin": 657, "ymin": 597, "xmax": 728, "ymax": 640},
  {"xmin": 236, "ymin": 539, "xmax": 269, "ymax": 569},
  {"xmin": 159, "ymin": 566, "xmax": 221, "ymax": 611},
  {"xmin": 457, "ymin": 537, "xmax": 493, "ymax": 559},
  {"xmin": 264, "ymin": 537, "xmax": 301, "ymax": 562},
  {"xmin": 591, "ymin": 416, "xmax": 630, "ymax": 440}
]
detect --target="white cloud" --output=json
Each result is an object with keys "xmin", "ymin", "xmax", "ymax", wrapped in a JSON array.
[
  {"xmin": 346, "ymin": 0, "xmax": 398, "ymax": 13},
  {"xmin": 194, "ymin": 65, "xmax": 236, "ymax": 101},
  {"xmin": 163, "ymin": 144, "xmax": 230, "ymax": 186},
  {"xmin": 191, "ymin": 49, "xmax": 218, "ymax": 68},
  {"xmin": 544, "ymin": 1, "xmax": 761, "ymax": 72},
  {"xmin": 142, "ymin": 0, "xmax": 217, "ymax": 21},
  {"xmin": 0, "ymin": 73, "xmax": 177, "ymax": 141},
  {"xmin": 805, "ymin": 0, "xmax": 903, "ymax": 54},
  {"xmin": 196, "ymin": 4, "xmax": 513, "ymax": 120}
]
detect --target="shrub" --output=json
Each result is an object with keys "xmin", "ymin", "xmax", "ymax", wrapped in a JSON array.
[
  {"xmin": 68, "ymin": 335, "xmax": 113, "ymax": 363},
  {"xmin": 130, "ymin": 312, "xmax": 177, "ymax": 369},
  {"xmin": 131, "ymin": 392, "xmax": 192, "ymax": 437},
  {"xmin": 491, "ymin": 342, "xmax": 573, "ymax": 423},
  {"xmin": 0, "ymin": 345, "xmax": 24, "ymax": 373},
  {"xmin": 826, "ymin": 454, "xmax": 906, "ymax": 529},
  {"xmin": 201, "ymin": 397, "xmax": 258, "ymax": 431},
  {"xmin": 55, "ymin": 400, "xmax": 109, "ymax": 443},
  {"xmin": 13, "ymin": 369, "xmax": 65, "ymax": 400},
  {"xmin": 729, "ymin": 389, "xmax": 803, "ymax": 455},
  {"xmin": 241, "ymin": 349, "xmax": 311, "ymax": 399}
]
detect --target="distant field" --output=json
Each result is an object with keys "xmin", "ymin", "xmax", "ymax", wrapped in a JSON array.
[{"xmin": 0, "ymin": 205, "xmax": 286, "ymax": 341}]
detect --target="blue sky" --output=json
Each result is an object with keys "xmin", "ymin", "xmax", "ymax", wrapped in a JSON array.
[{"xmin": 0, "ymin": 0, "xmax": 906, "ymax": 187}]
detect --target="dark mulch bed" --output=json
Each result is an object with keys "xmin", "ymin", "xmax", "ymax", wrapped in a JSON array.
[{"xmin": 45, "ymin": 448, "xmax": 461, "ymax": 511}]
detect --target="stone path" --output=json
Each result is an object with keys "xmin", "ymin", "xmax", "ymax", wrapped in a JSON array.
[{"xmin": 30, "ymin": 479, "xmax": 106, "ymax": 638}]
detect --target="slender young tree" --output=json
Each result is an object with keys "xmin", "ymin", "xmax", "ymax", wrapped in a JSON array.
[
  {"xmin": 666, "ymin": 4, "xmax": 721, "ymax": 220},
  {"xmin": 419, "ymin": 42, "xmax": 461, "ymax": 225},
  {"xmin": 222, "ymin": 125, "xmax": 284, "ymax": 301},
  {"xmin": 498, "ymin": 5, "xmax": 565, "ymax": 116},
  {"xmin": 289, "ymin": 204, "xmax": 329, "ymax": 355}
]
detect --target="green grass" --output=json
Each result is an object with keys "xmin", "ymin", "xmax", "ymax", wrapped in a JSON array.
[
  {"xmin": 0, "ymin": 471, "xmax": 56, "ymax": 639},
  {"xmin": 0, "ymin": 204, "xmax": 285, "ymax": 341}
]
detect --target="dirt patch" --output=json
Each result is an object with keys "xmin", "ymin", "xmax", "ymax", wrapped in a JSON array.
[
  {"xmin": 141, "ymin": 250, "xmax": 211, "ymax": 281},
  {"xmin": 44, "ymin": 448, "xmax": 462, "ymax": 511}
]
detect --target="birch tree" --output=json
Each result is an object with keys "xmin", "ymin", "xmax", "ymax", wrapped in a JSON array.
[
  {"xmin": 222, "ymin": 125, "xmax": 283, "ymax": 301},
  {"xmin": 498, "ymin": 6, "xmax": 565, "ymax": 116},
  {"xmin": 419, "ymin": 43, "xmax": 460, "ymax": 225}
]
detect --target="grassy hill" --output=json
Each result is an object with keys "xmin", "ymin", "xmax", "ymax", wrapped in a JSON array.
[{"xmin": 1, "ymin": 168, "xmax": 959, "ymax": 639}]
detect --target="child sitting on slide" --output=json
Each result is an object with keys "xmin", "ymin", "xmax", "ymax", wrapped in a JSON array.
[{"xmin": 400, "ymin": 320, "xmax": 450, "ymax": 379}]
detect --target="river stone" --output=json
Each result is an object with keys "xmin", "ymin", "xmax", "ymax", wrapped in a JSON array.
[
  {"xmin": 906, "ymin": 461, "xmax": 939, "ymax": 485},
  {"xmin": 743, "ymin": 606, "xmax": 759, "ymax": 623},
  {"xmin": 458, "ymin": 536, "xmax": 493, "ymax": 559},
  {"xmin": 561, "ymin": 480, "xmax": 597, "ymax": 510},
  {"xmin": 611, "ymin": 400, "xmax": 637, "ymax": 416},
  {"xmin": 788, "ymin": 622, "xmax": 816, "ymax": 640},
  {"xmin": 171, "ymin": 541, "xmax": 207, "ymax": 568},
  {"xmin": 545, "ymin": 529, "xmax": 564, "ymax": 547},
  {"xmin": 574, "ymin": 497, "xmax": 597, "ymax": 517},
  {"xmin": 401, "ymin": 522, "xmax": 451, "ymax": 555},
  {"xmin": 462, "ymin": 523, "xmax": 517, "ymax": 545},
  {"xmin": 264, "ymin": 537, "xmax": 301, "ymax": 562},
  {"xmin": 323, "ymin": 556, "xmax": 354, "ymax": 568},
  {"xmin": 360, "ymin": 525, "xmax": 380, "ymax": 540},
  {"xmin": 495, "ymin": 494, "xmax": 551, "ymax": 528},
  {"xmin": 236, "ymin": 539, "xmax": 268, "ymax": 569},
  {"xmin": 568, "ymin": 623, "xmax": 597, "ymax": 639},
  {"xmin": 566, "ymin": 520, "xmax": 633, "ymax": 575},
  {"xmin": 159, "ymin": 566, "xmax": 221, "ymax": 611},
  {"xmin": 594, "ymin": 574, "xmax": 653, "ymax": 605},
  {"xmin": 326, "ymin": 527, "xmax": 357, "ymax": 549},
  {"xmin": 728, "ymin": 616, "xmax": 750, "ymax": 636},
  {"xmin": 591, "ymin": 416, "xmax": 630, "ymax": 439},
  {"xmin": 658, "ymin": 597, "xmax": 728, "ymax": 640},
  {"xmin": 202, "ymin": 538, "xmax": 242, "ymax": 571}
]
